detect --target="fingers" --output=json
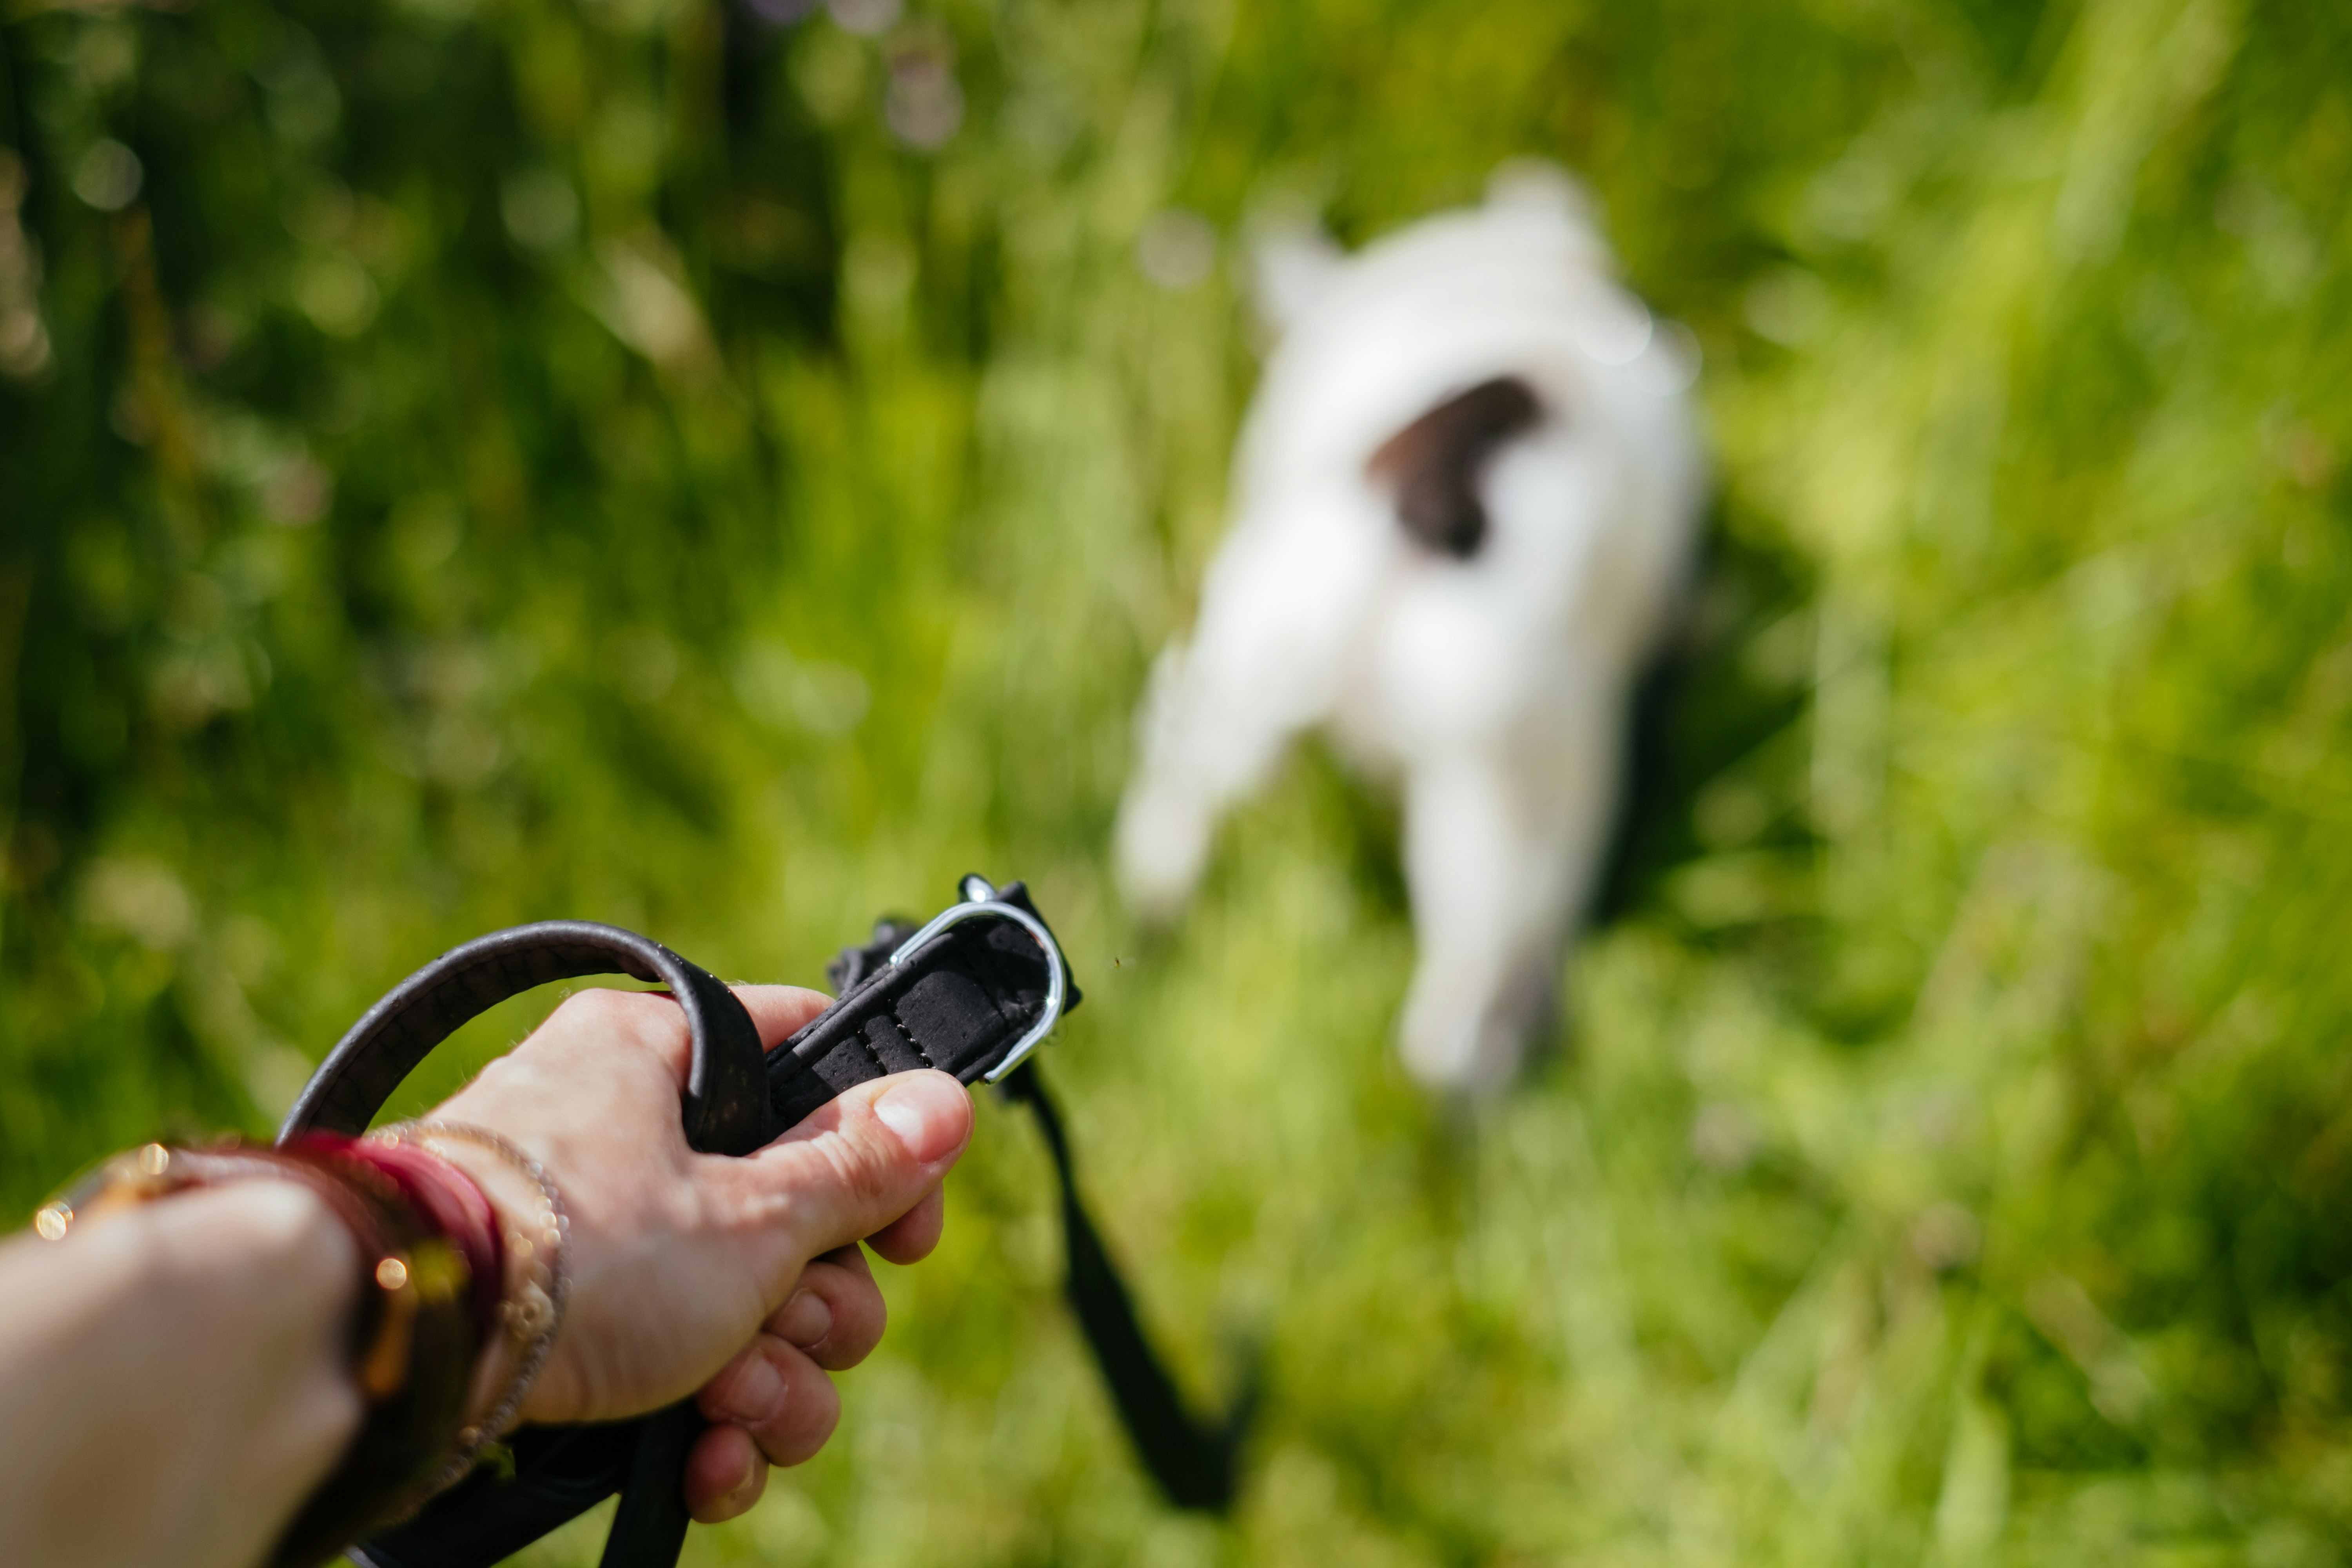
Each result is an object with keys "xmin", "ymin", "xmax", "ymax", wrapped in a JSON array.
[
  {"xmin": 512, "ymin": 986, "xmax": 698, "ymax": 1089},
  {"xmin": 732, "ymin": 985, "xmax": 837, "ymax": 1051},
  {"xmin": 734, "ymin": 985, "xmax": 958, "ymax": 1268},
  {"xmin": 684, "ymin": 1244, "xmax": 892, "ymax": 1517},
  {"xmin": 696, "ymin": 1334, "xmax": 842, "ymax": 1468},
  {"xmin": 684, "ymin": 1421, "xmax": 767, "ymax": 1523},
  {"xmin": 720, "ymin": 1069, "xmax": 972, "ymax": 1262},
  {"xmin": 772, "ymin": 1245, "xmax": 888, "ymax": 1370},
  {"xmin": 437, "ymin": 982, "xmax": 960, "ymax": 1442},
  {"xmin": 866, "ymin": 1186, "xmax": 945, "ymax": 1265},
  {"xmin": 514, "ymin": 983, "xmax": 833, "ymax": 1096}
]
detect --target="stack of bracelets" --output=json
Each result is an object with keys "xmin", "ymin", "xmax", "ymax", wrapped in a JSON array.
[{"xmin": 31, "ymin": 1121, "xmax": 569, "ymax": 1568}]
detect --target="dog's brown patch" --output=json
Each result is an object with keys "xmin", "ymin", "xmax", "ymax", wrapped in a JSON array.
[{"xmin": 1365, "ymin": 376, "xmax": 1543, "ymax": 559}]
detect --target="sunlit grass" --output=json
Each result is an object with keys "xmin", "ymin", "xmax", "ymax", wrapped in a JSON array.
[{"xmin": 5, "ymin": 0, "xmax": 2352, "ymax": 1562}]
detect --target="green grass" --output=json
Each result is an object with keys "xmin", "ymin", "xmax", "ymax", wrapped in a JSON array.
[{"xmin": 6, "ymin": 0, "xmax": 2352, "ymax": 1561}]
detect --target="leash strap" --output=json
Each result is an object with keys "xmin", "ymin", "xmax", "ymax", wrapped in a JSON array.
[
  {"xmin": 806, "ymin": 907, "xmax": 1247, "ymax": 1515},
  {"xmin": 997, "ymin": 1065, "xmax": 1251, "ymax": 1512},
  {"xmin": 281, "ymin": 922, "xmax": 773, "ymax": 1160},
  {"xmin": 288, "ymin": 878, "xmax": 1240, "ymax": 1568}
]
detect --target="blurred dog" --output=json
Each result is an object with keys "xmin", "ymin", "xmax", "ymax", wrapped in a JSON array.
[{"xmin": 1116, "ymin": 165, "xmax": 1706, "ymax": 1091}]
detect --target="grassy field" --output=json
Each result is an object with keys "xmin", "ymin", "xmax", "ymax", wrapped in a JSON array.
[{"xmin": 7, "ymin": 0, "xmax": 2352, "ymax": 1562}]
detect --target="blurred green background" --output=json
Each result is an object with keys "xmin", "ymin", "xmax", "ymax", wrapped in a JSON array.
[{"xmin": 6, "ymin": 0, "xmax": 2352, "ymax": 1561}]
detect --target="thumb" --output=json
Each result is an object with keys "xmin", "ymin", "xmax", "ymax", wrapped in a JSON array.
[{"xmin": 729, "ymin": 1070, "xmax": 975, "ymax": 1262}]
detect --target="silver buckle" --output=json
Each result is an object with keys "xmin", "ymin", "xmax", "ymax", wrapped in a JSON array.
[{"xmin": 886, "ymin": 875, "xmax": 1067, "ymax": 1083}]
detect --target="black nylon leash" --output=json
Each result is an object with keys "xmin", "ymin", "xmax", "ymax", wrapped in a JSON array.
[
  {"xmin": 828, "ymin": 903, "xmax": 1252, "ymax": 1515},
  {"xmin": 278, "ymin": 876, "xmax": 1247, "ymax": 1568},
  {"xmin": 996, "ymin": 1066, "xmax": 1252, "ymax": 1512}
]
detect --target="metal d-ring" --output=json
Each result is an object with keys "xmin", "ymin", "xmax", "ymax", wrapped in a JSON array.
[{"xmin": 886, "ymin": 887, "xmax": 1067, "ymax": 1083}]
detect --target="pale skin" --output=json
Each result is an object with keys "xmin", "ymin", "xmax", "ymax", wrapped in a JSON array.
[{"xmin": 0, "ymin": 983, "xmax": 972, "ymax": 1568}]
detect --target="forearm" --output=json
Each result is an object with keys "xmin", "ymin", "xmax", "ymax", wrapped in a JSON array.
[
  {"xmin": 0, "ymin": 978, "xmax": 971, "ymax": 1559},
  {"xmin": 0, "ymin": 1181, "xmax": 362, "ymax": 1568}
]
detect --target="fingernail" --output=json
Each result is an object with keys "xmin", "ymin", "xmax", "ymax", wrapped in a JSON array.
[
  {"xmin": 717, "ymin": 1354, "xmax": 784, "ymax": 1424},
  {"xmin": 873, "ymin": 1073, "xmax": 968, "ymax": 1164},
  {"xmin": 777, "ymin": 1289, "xmax": 831, "ymax": 1348},
  {"xmin": 726, "ymin": 1461, "xmax": 764, "ymax": 1513}
]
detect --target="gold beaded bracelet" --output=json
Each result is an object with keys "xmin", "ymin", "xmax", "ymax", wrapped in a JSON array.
[{"xmin": 371, "ymin": 1120, "xmax": 572, "ymax": 1497}]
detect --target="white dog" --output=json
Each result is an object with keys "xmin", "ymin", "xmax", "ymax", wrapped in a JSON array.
[{"xmin": 1116, "ymin": 166, "xmax": 1707, "ymax": 1091}]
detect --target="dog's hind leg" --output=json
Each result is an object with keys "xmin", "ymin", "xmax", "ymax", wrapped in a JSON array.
[
  {"xmin": 1394, "ymin": 701, "xmax": 1620, "ymax": 1092},
  {"xmin": 1116, "ymin": 497, "xmax": 1384, "ymax": 920}
]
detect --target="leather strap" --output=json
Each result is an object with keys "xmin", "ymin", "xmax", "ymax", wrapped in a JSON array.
[
  {"xmin": 300, "ymin": 883, "xmax": 1076, "ymax": 1568},
  {"xmin": 282, "ymin": 922, "xmax": 772, "ymax": 1158}
]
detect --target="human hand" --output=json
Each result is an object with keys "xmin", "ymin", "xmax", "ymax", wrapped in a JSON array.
[{"xmin": 427, "ymin": 984, "xmax": 972, "ymax": 1522}]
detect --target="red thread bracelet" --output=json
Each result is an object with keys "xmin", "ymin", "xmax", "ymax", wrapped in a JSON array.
[{"xmin": 301, "ymin": 1133, "xmax": 506, "ymax": 1352}]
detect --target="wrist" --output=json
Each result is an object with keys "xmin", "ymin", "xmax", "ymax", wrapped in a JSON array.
[
  {"xmin": 33, "ymin": 1142, "xmax": 480, "ymax": 1567},
  {"xmin": 370, "ymin": 1124, "xmax": 570, "ymax": 1448},
  {"xmin": 403, "ymin": 1137, "xmax": 537, "ymax": 1431},
  {"xmin": 0, "ymin": 1180, "xmax": 366, "ymax": 1568}
]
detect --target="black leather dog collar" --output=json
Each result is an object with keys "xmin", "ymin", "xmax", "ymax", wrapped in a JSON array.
[{"xmin": 288, "ymin": 878, "xmax": 1076, "ymax": 1568}]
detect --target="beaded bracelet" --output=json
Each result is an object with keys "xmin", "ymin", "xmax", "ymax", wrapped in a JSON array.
[{"xmin": 370, "ymin": 1120, "xmax": 572, "ymax": 1497}]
